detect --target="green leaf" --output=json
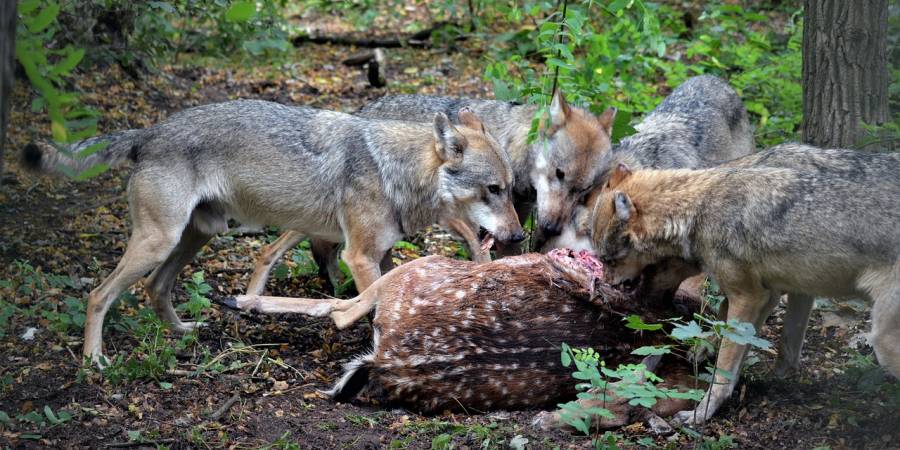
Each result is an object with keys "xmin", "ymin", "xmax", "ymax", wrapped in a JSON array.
[
  {"xmin": 560, "ymin": 343, "xmax": 572, "ymax": 367},
  {"xmin": 430, "ymin": 433, "xmax": 451, "ymax": 450},
  {"xmin": 224, "ymin": 1, "xmax": 256, "ymax": 22},
  {"xmin": 19, "ymin": 0, "xmax": 41, "ymax": 15},
  {"xmin": 624, "ymin": 314, "xmax": 663, "ymax": 331},
  {"xmin": 393, "ymin": 240, "xmax": 419, "ymax": 251},
  {"xmin": 149, "ymin": 1, "xmax": 177, "ymax": 13},
  {"xmin": 44, "ymin": 405, "xmax": 58, "ymax": 424},
  {"xmin": 127, "ymin": 430, "xmax": 142, "ymax": 442},
  {"xmin": 631, "ymin": 345, "xmax": 671, "ymax": 356},
  {"xmin": 25, "ymin": 3, "xmax": 60, "ymax": 33},
  {"xmin": 74, "ymin": 163, "xmax": 109, "ymax": 181},
  {"xmin": 76, "ymin": 142, "xmax": 108, "ymax": 159},
  {"xmin": 671, "ymin": 320, "xmax": 705, "ymax": 341},
  {"xmin": 49, "ymin": 48, "xmax": 85, "ymax": 77},
  {"xmin": 159, "ymin": 382, "xmax": 173, "ymax": 390}
]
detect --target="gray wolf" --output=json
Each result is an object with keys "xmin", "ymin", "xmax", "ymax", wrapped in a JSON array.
[
  {"xmin": 589, "ymin": 146, "xmax": 900, "ymax": 424},
  {"xmin": 22, "ymin": 99, "xmax": 523, "ymax": 364},
  {"xmin": 245, "ymin": 90, "xmax": 617, "ymax": 295},
  {"xmin": 545, "ymin": 75, "xmax": 754, "ymax": 260}
]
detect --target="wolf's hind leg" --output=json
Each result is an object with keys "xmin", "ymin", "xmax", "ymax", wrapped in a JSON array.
[
  {"xmin": 310, "ymin": 239, "xmax": 343, "ymax": 291},
  {"xmin": 774, "ymin": 293, "xmax": 814, "ymax": 377},
  {"xmin": 865, "ymin": 263, "xmax": 900, "ymax": 379},
  {"xmin": 246, "ymin": 230, "xmax": 305, "ymax": 296},
  {"xmin": 145, "ymin": 224, "xmax": 214, "ymax": 332},
  {"xmin": 84, "ymin": 217, "xmax": 187, "ymax": 364}
]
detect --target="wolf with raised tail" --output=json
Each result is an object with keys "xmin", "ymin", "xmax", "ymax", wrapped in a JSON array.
[{"xmin": 22, "ymin": 99, "xmax": 522, "ymax": 364}]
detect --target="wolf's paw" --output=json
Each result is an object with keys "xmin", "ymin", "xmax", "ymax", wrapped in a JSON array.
[
  {"xmin": 647, "ymin": 414, "xmax": 674, "ymax": 435},
  {"xmin": 531, "ymin": 410, "xmax": 561, "ymax": 431},
  {"xmin": 671, "ymin": 408, "xmax": 709, "ymax": 426},
  {"xmin": 172, "ymin": 321, "xmax": 204, "ymax": 333},
  {"xmin": 772, "ymin": 357, "xmax": 800, "ymax": 379}
]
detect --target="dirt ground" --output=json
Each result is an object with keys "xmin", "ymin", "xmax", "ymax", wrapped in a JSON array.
[{"xmin": 1, "ymin": 15, "xmax": 898, "ymax": 450}]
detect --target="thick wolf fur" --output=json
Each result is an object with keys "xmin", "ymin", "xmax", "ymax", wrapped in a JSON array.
[
  {"xmin": 245, "ymin": 91, "xmax": 616, "ymax": 296},
  {"xmin": 590, "ymin": 146, "xmax": 900, "ymax": 424},
  {"xmin": 22, "ymin": 99, "xmax": 522, "ymax": 363},
  {"xmin": 546, "ymin": 75, "xmax": 754, "ymax": 258},
  {"xmin": 356, "ymin": 91, "xmax": 617, "ymax": 238}
]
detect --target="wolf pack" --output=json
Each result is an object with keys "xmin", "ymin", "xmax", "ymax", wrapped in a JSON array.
[{"xmin": 23, "ymin": 74, "xmax": 900, "ymax": 429}]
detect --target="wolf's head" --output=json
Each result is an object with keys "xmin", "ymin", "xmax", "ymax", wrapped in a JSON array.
[
  {"xmin": 433, "ymin": 109, "xmax": 524, "ymax": 246},
  {"xmin": 533, "ymin": 91, "xmax": 616, "ymax": 238},
  {"xmin": 588, "ymin": 164, "xmax": 657, "ymax": 292}
]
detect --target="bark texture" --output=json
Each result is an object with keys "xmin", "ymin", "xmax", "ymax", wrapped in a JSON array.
[
  {"xmin": 802, "ymin": 0, "xmax": 889, "ymax": 148},
  {"xmin": 1, "ymin": 0, "xmax": 16, "ymax": 181}
]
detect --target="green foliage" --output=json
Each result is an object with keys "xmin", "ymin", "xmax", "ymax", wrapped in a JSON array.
[
  {"xmin": 177, "ymin": 271, "xmax": 212, "ymax": 322},
  {"xmin": 559, "ymin": 311, "xmax": 770, "ymax": 440},
  {"xmin": 101, "ymin": 309, "xmax": 198, "ymax": 384},
  {"xmin": 16, "ymin": 0, "xmax": 106, "ymax": 178},
  {"xmin": 484, "ymin": 1, "xmax": 803, "ymax": 147},
  {"xmin": 558, "ymin": 342, "xmax": 703, "ymax": 437},
  {"xmin": 0, "ymin": 405, "xmax": 74, "ymax": 439}
]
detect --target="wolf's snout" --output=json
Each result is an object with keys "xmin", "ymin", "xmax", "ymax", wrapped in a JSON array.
[
  {"xmin": 494, "ymin": 223, "xmax": 525, "ymax": 245},
  {"xmin": 539, "ymin": 219, "xmax": 563, "ymax": 237}
]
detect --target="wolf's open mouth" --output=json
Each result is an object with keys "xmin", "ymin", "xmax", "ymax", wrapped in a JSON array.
[
  {"xmin": 478, "ymin": 227, "xmax": 495, "ymax": 252},
  {"xmin": 613, "ymin": 275, "xmax": 644, "ymax": 294}
]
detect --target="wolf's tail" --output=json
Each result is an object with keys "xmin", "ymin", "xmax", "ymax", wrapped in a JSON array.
[
  {"xmin": 21, "ymin": 129, "xmax": 148, "ymax": 176},
  {"xmin": 323, "ymin": 352, "xmax": 374, "ymax": 402}
]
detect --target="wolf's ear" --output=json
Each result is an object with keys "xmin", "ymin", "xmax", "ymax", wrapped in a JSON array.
[
  {"xmin": 613, "ymin": 191, "xmax": 633, "ymax": 222},
  {"xmin": 549, "ymin": 90, "xmax": 571, "ymax": 127},
  {"xmin": 433, "ymin": 112, "xmax": 467, "ymax": 162},
  {"xmin": 597, "ymin": 106, "xmax": 616, "ymax": 136},
  {"xmin": 606, "ymin": 163, "xmax": 633, "ymax": 189},
  {"xmin": 457, "ymin": 107, "xmax": 486, "ymax": 133}
]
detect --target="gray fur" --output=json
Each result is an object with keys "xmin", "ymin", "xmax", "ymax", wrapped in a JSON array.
[
  {"xmin": 594, "ymin": 145, "xmax": 900, "ymax": 423},
  {"xmin": 24, "ymin": 99, "xmax": 521, "ymax": 363},
  {"xmin": 597, "ymin": 75, "xmax": 755, "ymax": 181},
  {"xmin": 357, "ymin": 92, "xmax": 616, "ymax": 240},
  {"xmin": 358, "ymin": 95, "xmax": 538, "ymax": 193},
  {"xmin": 23, "ymin": 129, "xmax": 147, "ymax": 174}
]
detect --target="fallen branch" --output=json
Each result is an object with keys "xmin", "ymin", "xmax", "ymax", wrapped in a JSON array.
[
  {"xmin": 206, "ymin": 392, "xmax": 241, "ymax": 421},
  {"xmin": 292, "ymin": 21, "xmax": 462, "ymax": 49},
  {"xmin": 105, "ymin": 439, "xmax": 176, "ymax": 448}
]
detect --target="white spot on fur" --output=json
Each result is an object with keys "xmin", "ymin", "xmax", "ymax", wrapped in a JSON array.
[
  {"xmin": 455, "ymin": 290, "xmax": 465, "ymax": 299},
  {"xmin": 469, "ymin": 201, "xmax": 500, "ymax": 234}
]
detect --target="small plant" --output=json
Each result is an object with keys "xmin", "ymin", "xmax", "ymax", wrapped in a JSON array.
[
  {"xmin": 558, "ymin": 343, "xmax": 703, "ymax": 437},
  {"xmin": 100, "ymin": 309, "xmax": 197, "ymax": 384},
  {"xmin": 559, "ymin": 312, "xmax": 770, "ymax": 445},
  {"xmin": 273, "ymin": 240, "xmax": 320, "ymax": 281},
  {"xmin": 0, "ymin": 405, "xmax": 75, "ymax": 440},
  {"xmin": 177, "ymin": 271, "xmax": 212, "ymax": 322}
]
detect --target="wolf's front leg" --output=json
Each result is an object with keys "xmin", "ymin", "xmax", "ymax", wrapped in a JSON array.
[
  {"xmin": 246, "ymin": 230, "xmax": 306, "ymax": 296},
  {"xmin": 672, "ymin": 283, "xmax": 774, "ymax": 425}
]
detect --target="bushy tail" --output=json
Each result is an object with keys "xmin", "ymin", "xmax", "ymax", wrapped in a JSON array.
[
  {"xmin": 323, "ymin": 352, "xmax": 374, "ymax": 402},
  {"xmin": 21, "ymin": 129, "xmax": 147, "ymax": 176}
]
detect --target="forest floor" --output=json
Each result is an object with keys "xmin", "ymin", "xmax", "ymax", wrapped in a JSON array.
[{"xmin": 1, "ymin": 8, "xmax": 898, "ymax": 450}]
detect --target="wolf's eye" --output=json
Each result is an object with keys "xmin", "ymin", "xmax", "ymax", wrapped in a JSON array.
[
  {"xmin": 556, "ymin": 168, "xmax": 565, "ymax": 180},
  {"xmin": 488, "ymin": 185, "xmax": 501, "ymax": 195}
]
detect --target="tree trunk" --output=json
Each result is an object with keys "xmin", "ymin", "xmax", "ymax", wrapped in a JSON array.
[
  {"xmin": 801, "ymin": 0, "xmax": 889, "ymax": 149},
  {"xmin": 0, "ymin": 0, "xmax": 16, "ymax": 182}
]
